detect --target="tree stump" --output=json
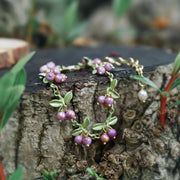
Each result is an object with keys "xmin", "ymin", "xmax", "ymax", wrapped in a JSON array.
[
  {"xmin": 0, "ymin": 46, "xmax": 179, "ymax": 180},
  {"xmin": 0, "ymin": 38, "xmax": 29, "ymax": 69}
]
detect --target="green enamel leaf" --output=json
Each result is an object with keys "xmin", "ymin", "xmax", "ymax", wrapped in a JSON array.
[
  {"xmin": 168, "ymin": 100, "xmax": 180, "ymax": 109},
  {"xmin": 9, "ymin": 165, "xmax": 23, "ymax": 180},
  {"xmin": 49, "ymin": 100, "xmax": 63, "ymax": 107},
  {"xmin": 43, "ymin": 77, "xmax": 49, "ymax": 84},
  {"xmin": 83, "ymin": 57, "xmax": 92, "ymax": 66},
  {"xmin": 50, "ymin": 83, "xmax": 56, "ymax": 88},
  {"xmin": 82, "ymin": 117, "xmax": 90, "ymax": 128},
  {"xmin": 107, "ymin": 116, "xmax": 118, "ymax": 126},
  {"xmin": 130, "ymin": 75, "xmax": 161, "ymax": 92},
  {"xmin": 71, "ymin": 128, "xmax": 83, "ymax": 136},
  {"xmin": 170, "ymin": 77, "xmax": 180, "ymax": 91},
  {"xmin": 109, "ymin": 88, "xmax": 120, "ymax": 99},
  {"xmin": 92, "ymin": 123, "xmax": 104, "ymax": 131},
  {"xmin": 39, "ymin": 73, "xmax": 46, "ymax": 77},
  {"xmin": 64, "ymin": 91, "xmax": 73, "ymax": 103},
  {"xmin": 173, "ymin": 52, "xmax": 180, "ymax": 74},
  {"xmin": 92, "ymin": 69, "xmax": 97, "ymax": 74},
  {"xmin": 110, "ymin": 79, "xmax": 117, "ymax": 90}
]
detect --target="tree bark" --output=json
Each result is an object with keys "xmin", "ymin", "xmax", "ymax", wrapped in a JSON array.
[{"xmin": 0, "ymin": 46, "xmax": 179, "ymax": 180}]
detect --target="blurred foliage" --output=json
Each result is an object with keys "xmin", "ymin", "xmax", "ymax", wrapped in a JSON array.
[
  {"xmin": 0, "ymin": 52, "xmax": 35, "ymax": 131},
  {"xmin": 28, "ymin": 0, "xmax": 87, "ymax": 47},
  {"xmin": 113, "ymin": 0, "xmax": 132, "ymax": 18}
]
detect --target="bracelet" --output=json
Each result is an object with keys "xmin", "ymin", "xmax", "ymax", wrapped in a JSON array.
[{"xmin": 39, "ymin": 56, "xmax": 147, "ymax": 147}]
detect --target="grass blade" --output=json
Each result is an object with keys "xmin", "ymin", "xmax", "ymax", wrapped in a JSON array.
[
  {"xmin": 11, "ymin": 51, "xmax": 35, "ymax": 73},
  {"xmin": 8, "ymin": 165, "xmax": 23, "ymax": 180},
  {"xmin": 1, "ymin": 85, "xmax": 25, "ymax": 130},
  {"xmin": 173, "ymin": 52, "xmax": 180, "ymax": 74},
  {"xmin": 170, "ymin": 76, "xmax": 180, "ymax": 91},
  {"xmin": 131, "ymin": 75, "xmax": 161, "ymax": 92},
  {"xmin": 168, "ymin": 101, "xmax": 180, "ymax": 109}
]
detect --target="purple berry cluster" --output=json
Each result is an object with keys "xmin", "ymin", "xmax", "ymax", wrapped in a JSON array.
[
  {"xmin": 74, "ymin": 135, "xmax": 92, "ymax": 147},
  {"xmin": 100, "ymin": 129, "xmax": 117, "ymax": 144},
  {"xmin": 57, "ymin": 110, "xmax": 75, "ymax": 121},
  {"xmin": 97, "ymin": 95, "xmax": 114, "ymax": 107},
  {"xmin": 92, "ymin": 58, "xmax": 113, "ymax": 75},
  {"xmin": 40, "ymin": 61, "xmax": 67, "ymax": 83}
]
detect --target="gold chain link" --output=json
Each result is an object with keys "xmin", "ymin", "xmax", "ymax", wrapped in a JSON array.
[{"xmin": 103, "ymin": 57, "xmax": 145, "ymax": 89}]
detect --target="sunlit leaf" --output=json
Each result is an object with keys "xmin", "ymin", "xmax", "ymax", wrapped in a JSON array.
[
  {"xmin": 42, "ymin": 175, "xmax": 49, "ymax": 180},
  {"xmin": 170, "ymin": 77, "xmax": 180, "ymax": 91},
  {"xmin": 0, "ymin": 52, "xmax": 34, "ymax": 130},
  {"xmin": 9, "ymin": 165, "xmax": 23, "ymax": 180},
  {"xmin": 130, "ymin": 75, "xmax": 161, "ymax": 92},
  {"xmin": 86, "ymin": 168, "xmax": 96, "ymax": 176},
  {"xmin": 168, "ymin": 101, "xmax": 180, "ymax": 109},
  {"xmin": 173, "ymin": 52, "xmax": 180, "ymax": 74},
  {"xmin": 0, "ymin": 69, "xmax": 26, "ymax": 113},
  {"xmin": 11, "ymin": 52, "xmax": 35, "ymax": 73},
  {"xmin": 1, "ymin": 85, "xmax": 25, "ymax": 130}
]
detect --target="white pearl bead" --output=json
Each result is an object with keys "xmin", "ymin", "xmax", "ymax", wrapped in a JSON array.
[{"xmin": 138, "ymin": 89, "xmax": 148, "ymax": 102}]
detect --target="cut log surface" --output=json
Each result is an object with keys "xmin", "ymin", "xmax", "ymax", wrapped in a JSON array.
[
  {"xmin": 0, "ymin": 46, "xmax": 180, "ymax": 180},
  {"xmin": 0, "ymin": 38, "xmax": 29, "ymax": 69}
]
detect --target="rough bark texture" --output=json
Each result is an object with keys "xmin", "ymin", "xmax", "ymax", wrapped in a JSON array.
[{"xmin": 0, "ymin": 47, "xmax": 179, "ymax": 180}]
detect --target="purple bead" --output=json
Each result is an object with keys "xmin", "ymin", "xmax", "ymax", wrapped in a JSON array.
[
  {"xmin": 74, "ymin": 135, "xmax": 83, "ymax": 144},
  {"xmin": 82, "ymin": 136, "xmax": 92, "ymax": 147},
  {"xmin": 97, "ymin": 67, "xmax": 106, "ymax": 75},
  {"xmin": 40, "ymin": 65, "xmax": 49, "ymax": 73},
  {"xmin": 92, "ymin": 58, "xmax": 101, "ymax": 65},
  {"xmin": 97, "ymin": 96, "xmax": 105, "ymax": 104},
  {"xmin": 46, "ymin": 72, "xmax": 55, "ymax": 81},
  {"xmin": 81, "ymin": 58, "xmax": 86, "ymax": 64},
  {"xmin": 53, "ymin": 67, "xmax": 61, "ymax": 75},
  {"xmin": 104, "ymin": 63, "xmax": 113, "ymax": 71},
  {"xmin": 66, "ymin": 110, "xmax": 75, "ymax": 119},
  {"xmin": 57, "ymin": 111, "xmax": 66, "ymax": 121},
  {"xmin": 54, "ymin": 74, "xmax": 67, "ymax": 83},
  {"xmin": 46, "ymin": 61, "xmax": 55, "ymax": 70},
  {"xmin": 104, "ymin": 96, "xmax": 114, "ymax": 107},
  {"xmin": 108, "ymin": 129, "xmax": 117, "ymax": 138},
  {"xmin": 100, "ymin": 134, "xmax": 110, "ymax": 144}
]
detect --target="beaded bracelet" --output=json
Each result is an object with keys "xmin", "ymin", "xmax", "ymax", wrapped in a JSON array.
[{"xmin": 39, "ymin": 56, "xmax": 147, "ymax": 146}]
